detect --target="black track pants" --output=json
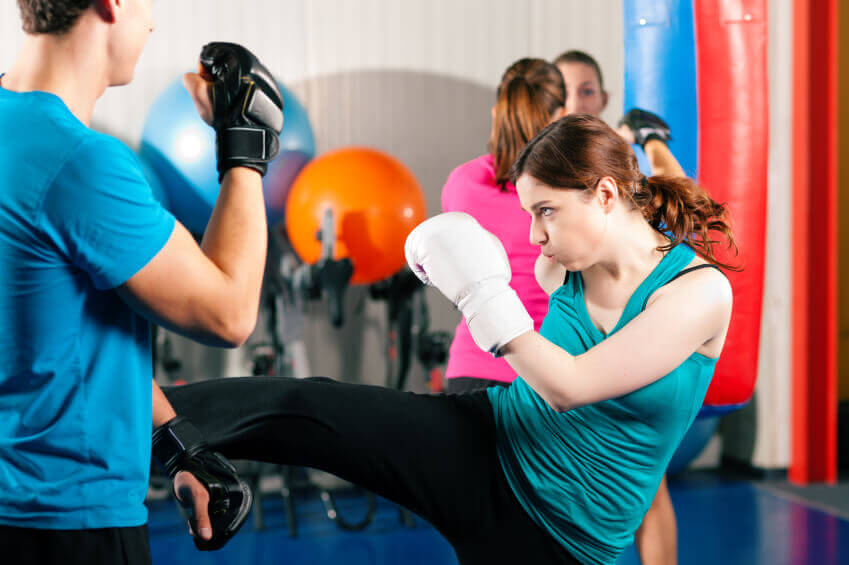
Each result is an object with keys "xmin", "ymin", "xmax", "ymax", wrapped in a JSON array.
[{"xmin": 163, "ymin": 376, "xmax": 580, "ymax": 565}]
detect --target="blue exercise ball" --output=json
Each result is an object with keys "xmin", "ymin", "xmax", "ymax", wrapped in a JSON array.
[
  {"xmin": 666, "ymin": 415, "xmax": 719, "ymax": 475},
  {"xmin": 140, "ymin": 74, "xmax": 316, "ymax": 234}
]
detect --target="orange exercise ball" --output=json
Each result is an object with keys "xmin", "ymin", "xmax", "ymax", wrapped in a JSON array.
[{"xmin": 285, "ymin": 147, "xmax": 427, "ymax": 285}]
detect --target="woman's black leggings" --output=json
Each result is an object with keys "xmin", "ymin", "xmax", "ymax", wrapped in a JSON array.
[{"xmin": 163, "ymin": 377, "xmax": 580, "ymax": 565}]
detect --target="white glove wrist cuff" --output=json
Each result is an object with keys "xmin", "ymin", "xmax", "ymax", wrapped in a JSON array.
[{"xmin": 464, "ymin": 287, "xmax": 533, "ymax": 356}]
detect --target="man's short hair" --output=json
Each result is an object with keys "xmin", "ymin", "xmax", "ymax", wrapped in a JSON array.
[{"xmin": 17, "ymin": 0, "xmax": 93, "ymax": 35}]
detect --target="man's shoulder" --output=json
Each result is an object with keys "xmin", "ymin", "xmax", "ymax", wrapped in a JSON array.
[
  {"xmin": 73, "ymin": 130, "xmax": 136, "ymax": 161},
  {"xmin": 59, "ymin": 130, "xmax": 141, "ymax": 179},
  {"xmin": 44, "ymin": 131, "xmax": 145, "ymax": 210}
]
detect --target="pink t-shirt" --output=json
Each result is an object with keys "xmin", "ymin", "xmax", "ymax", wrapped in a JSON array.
[{"xmin": 441, "ymin": 154, "xmax": 549, "ymax": 383}]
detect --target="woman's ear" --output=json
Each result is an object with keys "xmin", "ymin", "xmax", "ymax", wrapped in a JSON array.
[{"xmin": 596, "ymin": 177, "xmax": 618, "ymax": 212}]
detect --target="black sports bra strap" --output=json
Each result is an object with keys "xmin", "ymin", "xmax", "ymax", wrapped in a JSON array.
[
  {"xmin": 564, "ymin": 264, "xmax": 721, "ymax": 289},
  {"xmin": 665, "ymin": 263, "xmax": 722, "ymax": 286}
]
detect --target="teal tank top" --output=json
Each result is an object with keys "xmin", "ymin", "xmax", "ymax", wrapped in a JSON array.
[{"xmin": 487, "ymin": 244, "xmax": 717, "ymax": 565}]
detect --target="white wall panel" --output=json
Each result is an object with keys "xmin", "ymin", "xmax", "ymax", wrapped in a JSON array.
[
  {"xmin": 719, "ymin": 0, "xmax": 793, "ymax": 470},
  {"xmin": 527, "ymin": 0, "xmax": 624, "ymax": 121},
  {"xmin": 752, "ymin": 0, "xmax": 792, "ymax": 468},
  {"xmin": 0, "ymin": 7, "xmax": 26, "ymax": 68}
]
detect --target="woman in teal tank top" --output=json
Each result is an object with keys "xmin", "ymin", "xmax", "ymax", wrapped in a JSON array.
[
  {"xmin": 488, "ymin": 244, "xmax": 721, "ymax": 564},
  {"xmin": 162, "ymin": 113, "xmax": 737, "ymax": 565},
  {"xmin": 404, "ymin": 113, "xmax": 737, "ymax": 564}
]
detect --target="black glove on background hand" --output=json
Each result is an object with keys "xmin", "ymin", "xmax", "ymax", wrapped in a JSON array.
[
  {"xmin": 618, "ymin": 108, "xmax": 672, "ymax": 149},
  {"xmin": 152, "ymin": 416, "xmax": 253, "ymax": 551},
  {"xmin": 200, "ymin": 42, "xmax": 285, "ymax": 181}
]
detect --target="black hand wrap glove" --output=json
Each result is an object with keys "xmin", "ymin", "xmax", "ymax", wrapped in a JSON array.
[
  {"xmin": 618, "ymin": 108, "xmax": 672, "ymax": 149},
  {"xmin": 200, "ymin": 42, "xmax": 285, "ymax": 181},
  {"xmin": 152, "ymin": 416, "xmax": 253, "ymax": 551}
]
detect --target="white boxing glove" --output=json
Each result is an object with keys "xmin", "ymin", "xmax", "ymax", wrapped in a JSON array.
[{"xmin": 404, "ymin": 212, "xmax": 533, "ymax": 355}]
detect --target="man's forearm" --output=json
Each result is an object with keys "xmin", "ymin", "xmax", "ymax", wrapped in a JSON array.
[
  {"xmin": 201, "ymin": 167, "xmax": 268, "ymax": 309},
  {"xmin": 197, "ymin": 168, "xmax": 268, "ymax": 335}
]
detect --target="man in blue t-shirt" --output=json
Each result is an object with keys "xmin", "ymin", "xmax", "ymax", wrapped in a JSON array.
[{"xmin": 0, "ymin": 2, "xmax": 284, "ymax": 564}]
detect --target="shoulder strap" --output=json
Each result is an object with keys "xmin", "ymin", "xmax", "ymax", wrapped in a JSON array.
[{"xmin": 664, "ymin": 264, "xmax": 722, "ymax": 286}]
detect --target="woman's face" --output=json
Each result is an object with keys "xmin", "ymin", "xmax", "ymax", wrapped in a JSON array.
[
  {"xmin": 556, "ymin": 62, "xmax": 608, "ymax": 117},
  {"xmin": 516, "ymin": 174, "xmax": 608, "ymax": 271}
]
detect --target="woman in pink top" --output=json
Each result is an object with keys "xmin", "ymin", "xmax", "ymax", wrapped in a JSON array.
[{"xmin": 441, "ymin": 58, "xmax": 565, "ymax": 393}]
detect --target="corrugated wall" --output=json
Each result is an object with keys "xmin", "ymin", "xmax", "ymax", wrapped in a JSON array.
[{"xmin": 1, "ymin": 1, "xmax": 626, "ymax": 144}]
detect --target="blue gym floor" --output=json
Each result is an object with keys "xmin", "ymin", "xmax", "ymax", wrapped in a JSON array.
[{"xmin": 147, "ymin": 471, "xmax": 849, "ymax": 565}]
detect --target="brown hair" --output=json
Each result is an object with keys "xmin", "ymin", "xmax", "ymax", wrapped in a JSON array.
[
  {"xmin": 510, "ymin": 114, "xmax": 739, "ymax": 270},
  {"xmin": 489, "ymin": 58, "xmax": 565, "ymax": 190},
  {"xmin": 17, "ymin": 0, "xmax": 92, "ymax": 35},
  {"xmin": 552, "ymin": 50, "xmax": 605, "ymax": 92}
]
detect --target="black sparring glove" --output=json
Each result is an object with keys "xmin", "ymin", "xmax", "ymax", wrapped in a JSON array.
[
  {"xmin": 618, "ymin": 108, "xmax": 672, "ymax": 148},
  {"xmin": 152, "ymin": 417, "xmax": 253, "ymax": 551},
  {"xmin": 199, "ymin": 42, "xmax": 285, "ymax": 181}
]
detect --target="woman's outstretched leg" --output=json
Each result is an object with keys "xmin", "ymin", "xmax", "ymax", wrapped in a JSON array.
[
  {"xmin": 163, "ymin": 377, "xmax": 495, "ymax": 537},
  {"xmin": 163, "ymin": 376, "xmax": 580, "ymax": 564}
]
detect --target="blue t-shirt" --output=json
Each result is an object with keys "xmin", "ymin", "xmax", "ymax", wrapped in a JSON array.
[
  {"xmin": 488, "ymin": 244, "xmax": 717, "ymax": 565},
  {"xmin": 0, "ymin": 84, "xmax": 175, "ymax": 528}
]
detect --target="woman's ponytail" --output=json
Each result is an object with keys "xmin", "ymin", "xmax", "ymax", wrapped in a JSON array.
[
  {"xmin": 489, "ymin": 59, "xmax": 564, "ymax": 190},
  {"xmin": 636, "ymin": 175, "xmax": 739, "ymax": 270}
]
